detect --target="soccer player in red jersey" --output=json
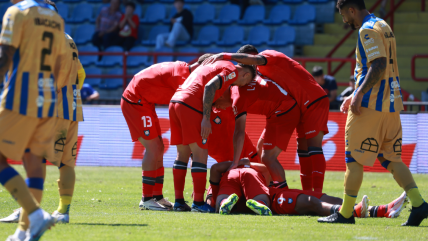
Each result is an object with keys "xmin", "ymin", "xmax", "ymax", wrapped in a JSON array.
[
  {"xmin": 203, "ymin": 45, "xmax": 329, "ymax": 193},
  {"xmin": 214, "ymin": 75, "xmax": 300, "ymax": 184},
  {"xmin": 121, "ymin": 55, "xmax": 211, "ymax": 211},
  {"xmin": 169, "ymin": 61, "xmax": 255, "ymax": 212}
]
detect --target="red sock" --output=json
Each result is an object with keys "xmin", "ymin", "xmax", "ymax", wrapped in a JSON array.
[
  {"xmin": 309, "ymin": 147, "xmax": 326, "ymax": 193},
  {"xmin": 142, "ymin": 170, "xmax": 156, "ymax": 200},
  {"xmin": 153, "ymin": 167, "xmax": 164, "ymax": 196},
  {"xmin": 298, "ymin": 150, "xmax": 312, "ymax": 191},
  {"xmin": 173, "ymin": 160, "xmax": 188, "ymax": 200},
  {"xmin": 209, "ymin": 181, "xmax": 220, "ymax": 208},
  {"xmin": 369, "ymin": 205, "xmax": 387, "ymax": 217}
]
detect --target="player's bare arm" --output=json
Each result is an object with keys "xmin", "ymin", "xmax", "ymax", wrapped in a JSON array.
[
  {"xmin": 210, "ymin": 159, "xmax": 251, "ymax": 183},
  {"xmin": 201, "ymin": 76, "xmax": 221, "ymax": 139},
  {"xmin": 249, "ymin": 163, "xmax": 272, "ymax": 186},
  {"xmin": 350, "ymin": 57, "xmax": 387, "ymax": 115},
  {"xmin": 203, "ymin": 53, "xmax": 266, "ymax": 66},
  {"xmin": 0, "ymin": 45, "xmax": 16, "ymax": 76},
  {"xmin": 230, "ymin": 115, "xmax": 247, "ymax": 171}
]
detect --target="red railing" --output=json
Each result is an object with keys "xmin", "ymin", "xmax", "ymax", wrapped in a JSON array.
[
  {"xmin": 326, "ymin": 0, "xmax": 407, "ymax": 76},
  {"xmin": 411, "ymin": 54, "xmax": 428, "ymax": 81}
]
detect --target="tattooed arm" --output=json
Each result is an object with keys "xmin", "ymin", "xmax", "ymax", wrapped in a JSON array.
[
  {"xmin": 201, "ymin": 76, "xmax": 221, "ymax": 139},
  {"xmin": 350, "ymin": 57, "xmax": 387, "ymax": 115},
  {"xmin": 202, "ymin": 53, "xmax": 267, "ymax": 66},
  {"xmin": 0, "ymin": 45, "xmax": 16, "ymax": 77}
]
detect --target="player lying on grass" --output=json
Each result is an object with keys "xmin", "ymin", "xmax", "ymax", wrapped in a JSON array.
[
  {"xmin": 213, "ymin": 74, "xmax": 300, "ymax": 186},
  {"xmin": 169, "ymin": 60, "xmax": 255, "ymax": 213},
  {"xmin": 204, "ymin": 45, "xmax": 329, "ymax": 193},
  {"xmin": 121, "ymin": 55, "xmax": 212, "ymax": 211},
  {"xmin": 211, "ymin": 161, "xmax": 409, "ymax": 218}
]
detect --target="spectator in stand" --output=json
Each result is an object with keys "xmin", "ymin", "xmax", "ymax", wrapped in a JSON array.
[
  {"xmin": 118, "ymin": 2, "xmax": 139, "ymax": 51},
  {"xmin": 156, "ymin": 0, "xmax": 193, "ymax": 49},
  {"xmin": 312, "ymin": 66, "xmax": 338, "ymax": 109},
  {"xmin": 92, "ymin": 0, "xmax": 122, "ymax": 53},
  {"xmin": 338, "ymin": 75, "xmax": 356, "ymax": 102},
  {"xmin": 81, "ymin": 83, "xmax": 100, "ymax": 102}
]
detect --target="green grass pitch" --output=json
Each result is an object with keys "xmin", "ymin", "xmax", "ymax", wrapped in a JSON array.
[{"xmin": 1, "ymin": 165, "xmax": 428, "ymax": 240}]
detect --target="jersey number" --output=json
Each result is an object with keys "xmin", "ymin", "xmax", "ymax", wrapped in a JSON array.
[
  {"xmin": 40, "ymin": 31, "xmax": 54, "ymax": 71},
  {"xmin": 142, "ymin": 116, "xmax": 152, "ymax": 127}
]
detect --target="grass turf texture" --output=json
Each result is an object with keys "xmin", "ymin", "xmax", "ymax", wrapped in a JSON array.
[{"xmin": 1, "ymin": 165, "xmax": 428, "ymax": 240}]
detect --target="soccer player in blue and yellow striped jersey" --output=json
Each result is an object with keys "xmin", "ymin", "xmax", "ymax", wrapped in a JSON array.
[
  {"xmin": 318, "ymin": 0, "xmax": 428, "ymax": 226},
  {"xmin": 0, "ymin": 0, "xmax": 67, "ymax": 239}
]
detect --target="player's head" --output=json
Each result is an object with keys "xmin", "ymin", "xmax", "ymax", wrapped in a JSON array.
[
  {"xmin": 337, "ymin": 0, "xmax": 366, "ymax": 30},
  {"xmin": 233, "ymin": 64, "xmax": 256, "ymax": 87},
  {"xmin": 125, "ymin": 2, "xmax": 136, "ymax": 15},
  {"xmin": 174, "ymin": 0, "xmax": 185, "ymax": 12},
  {"xmin": 198, "ymin": 53, "xmax": 214, "ymax": 65},
  {"xmin": 237, "ymin": 45, "xmax": 259, "ymax": 55},
  {"xmin": 213, "ymin": 87, "xmax": 232, "ymax": 110},
  {"xmin": 43, "ymin": 0, "xmax": 58, "ymax": 12},
  {"xmin": 312, "ymin": 66, "xmax": 325, "ymax": 85}
]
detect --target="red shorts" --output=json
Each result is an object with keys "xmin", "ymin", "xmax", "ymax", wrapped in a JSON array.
[
  {"xmin": 270, "ymin": 188, "xmax": 324, "ymax": 215},
  {"xmin": 169, "ymin": 102, "xmax": 208, "ymax": 149},
  {"xmin": 209, "ymin": 132, "xmax": 260, "ymax": 163},
  {"xmin": 218, "ymin": 168, "xmax": 269, "ymax": 201},
  {"xmin": 121, "ymin": 98, "xmax": 161, "ymax": 141},
  {"xmin": 297, "ymin": 97, "xmax": 329, "ymax": 139},
  {"xmin": 262, "ymin": 103, "xmax": 300, "ymax": 151}
]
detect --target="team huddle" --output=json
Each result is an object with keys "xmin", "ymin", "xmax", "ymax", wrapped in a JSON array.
[{"xmin": 0, "ymin": 0, "xmax": 428, "ymax": 240}]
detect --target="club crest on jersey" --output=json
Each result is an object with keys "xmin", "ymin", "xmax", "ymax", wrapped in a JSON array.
[
  {"xmin": 228, "ymin": 72, "xmax": 236, "ymax": 80},
  {"xmin": 144, "ymin": 130, "xmax": 150, "ymax": 136},
  {"xmin": 213, "ymin": 116, "xmax": 221, "ymax": 124},
  {"xmin": 202, "ymin": 139, "xmax": 207, "ymax": 145},
  {"xmin": 288, "ymin": 198, "xmax": 293, "ymax": 204}
]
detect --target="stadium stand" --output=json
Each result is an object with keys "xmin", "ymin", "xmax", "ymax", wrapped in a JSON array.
[
  {"xmin": 263, "ymin": 5, "xmax": 291, "ymax": 25},
  {"xmin": 142, "ymin": 25, "xmax": 169, "ymax": 46},
  {"xmin": 79, "ymin": 45, "xmax": 99, "ymax": 66},
  {"xmin": 243, "ymin": 25, "xmax": 270, "ymax": 46},
  {"xmin": 96, "ymin": 46, "xmax": 124, "ymax": 67},
  {"xmin": 84, "ymin": 67, "xmax": 102, "ymax": 87},
  {"xmin": 213, "ymin": 4, "xmax": 240, "ymax": 24},
  {"xmin": 176, "ymin": 47, "xmax": 199, "ymax": 62},
  {"xmin": 73, "ymin": 24, "xmax": 95, "ymax": 45},
  {"xmin": 67, "ymin": 3, "xmax": 93, "ymax": 23},
  {"xmin": 140, "ymin": 3, "xmax": 166, "ymax": 23},
  {"xmin": 268, "ymin": 26, "xmax": 296, "ymax": 46},
  {"xmin": 193, "ymin": 3, "xmax": 215, "ymax": 24},
  {"xmin": 127, "ymin": 46, "xmax": 151, "ymax": 68},
  {"xmin": 237, "ymin": 5, "xmax": 265, "ymax": 25},
  {"xmin": 217, "ymin": 25, "xmax": 245, "ymax": 46},
  {"xmin": 191, "ymin": 25, "xmax": 219, "ymax": 46}
]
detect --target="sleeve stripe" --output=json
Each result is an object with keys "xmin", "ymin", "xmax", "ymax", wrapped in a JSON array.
[{"xmin": 235, "ymin": 111, "xmax": 247, "ymax": 120}]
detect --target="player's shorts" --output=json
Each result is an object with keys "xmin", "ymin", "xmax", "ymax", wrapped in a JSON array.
[
  {"xmin": 345, "ymin": 107, "xmax": 402, "ymax": 166},
  {"xmin": 262, "ymin": 103, "xmax": 300, "ymax": 151},
  {"xmin": 50, "ymin": 118, "xmax": 78, "ymax": 168},
  {"xmin": 271, "ymin": 188, "xmax": 324, "ymax": 215},
  {"xmin": 121, "ymin": 97, "xmax": 161, "ymax": 141},
  {"xmin": 210, "ymin": 133, "xmax": 260, "ymax": 163},
  {"xmin": 169, "ymin": 102, "xmax": 208, "ymax": 149},
  {"xmin": 0, "ymin": 109, "xmax": 56, "ymax": 161},
  {"xmin": 297, "ymin": 96, "xmax": 329, "ymax": 139},
  {"xmin": 218, "ymin": 168, "xmax": 269, "ymax": 200}
]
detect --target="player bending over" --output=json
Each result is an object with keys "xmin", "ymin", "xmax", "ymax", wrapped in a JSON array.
[
  {"xmin": 212, "ymin": 161, "xmax": 408, "ymax": 219},
  {"xmin": 319, "ymin": 0, "xmax": 428, "ymax": 226},
  {"xmin": 0, "ymin": 0, "xmax": 68, "ymax": 240},
  {"xmin": 203, "ymin": 45, "xmax": 330, "ymax": 193},
  {"xmin": 214, "ymin": 74, "xmax": 300, "ymax": 186},
  {"xmin": 121, "ymin": 55, "xmax": 211, "ymax": 211},
  {"xmin": 169, "ymin": 61, "xmax": 255, "ymax": 212}
]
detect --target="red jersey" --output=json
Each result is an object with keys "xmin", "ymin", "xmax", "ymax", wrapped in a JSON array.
[
  {"xmin": 123, "ymin": 61, "xmax": 190, "ymax": 104},
  {"xmin": 257, "ymin": 50, "xmax": 326, "ymax": 112},
  {"xmin": 268, "ymin": 184, "xmax": 292, "ymax": 215},
  {"xmin": 171, "ymin": 61, "xmax": 238, "ymax": 112},
  {"xmin": 208, "ymin": 107, "xmax": 258, "ymax": 162},
  {"xmin": 230, "ymin": 75, "xmax": 297, "ymax": 118}
]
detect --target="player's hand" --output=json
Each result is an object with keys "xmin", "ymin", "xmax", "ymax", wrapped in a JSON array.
[
  {"xmin": 201, "ymin": 116, "xmax": 212, "ymax": 139},
  {"xmin": 226, "ymin": 162, "xmax": 239, "ymax": 172},
  {"xmin": 340, "ymin": 95, "xmax": 353, "ymax": 114},
  {"xmin": 350, "ymin": 91, "xmax": 364, "ymax": 115},
  {"xmin": 202, "ymin": 54, "xmax": 223, "ymax": 66}
]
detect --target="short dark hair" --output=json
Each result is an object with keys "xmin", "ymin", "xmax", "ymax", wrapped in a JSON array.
[
  {"xmin": 237, "ymin": 45, "xmax": 259, "ymax": 55},
  {"xmin": 239, "ymin": 64, "xmax": 256, "ymax": 81},
  {"xmin": 312, "ymin": 66, "xmax": 323, "ymax": 77},
  {"xmin": 44, "ymin": 0, "xmax": 58, "ymax": 13},
  {"xmin": 336, "ymin": 0, "xmax": 366, "ymax": 10},
  {"xmin": 126, "ymin": 2, "xmax": 136, "ymax": 9},
  {"xmin": 197, "ymin": 53, "xmax": 214, "ymax": 64}
]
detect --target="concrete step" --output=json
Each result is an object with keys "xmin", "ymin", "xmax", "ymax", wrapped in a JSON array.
[
  {"xmin": 314, "ymin": 33, "xmax": 358, "ymax": 45},
  {"xmin": 395, "ymin": 12, "xmax": 428, "ymax": 23}
]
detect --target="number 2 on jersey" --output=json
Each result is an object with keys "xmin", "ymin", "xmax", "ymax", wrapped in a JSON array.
[
  {"xmin": 142, "ymin": 116, "xmax": 152, "ymax": 127},
  {"xmin": 40, "ymin": 31, "xmax": 54, "ymax": 71}
]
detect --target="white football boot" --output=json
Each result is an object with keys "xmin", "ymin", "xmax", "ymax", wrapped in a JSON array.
[
  {"xmin": 139, "ymin": 199, "xmax": 169, "ymax": 211},
  {"xmin": 6, "ymin": 228, "xmax": 27, "ymax": 241},
  {"xmin": 25, "ymin": 209, "xmax": 56, "ymax": 241},
  {"xmin": 157, "ymin": 198, "xmax": 173, "ymax": 210},
  {"xmin": 385, "ymin": 191, "xmax": 409, "ymax": 218},
  {"xmin": 52, "ymin": 211, "xmax": 69, "ymax": 224},
  {"xmin": 360, "ymin": 195, "xmax": 370, "ymax": 218},
  {"xmin": 0, "ymin": 208, "xmax": 21, "ymax": 223}
]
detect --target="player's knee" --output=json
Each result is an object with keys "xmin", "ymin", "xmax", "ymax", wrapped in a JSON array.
[{"xmin": 296, "ymin": 138, "xmax": 307, "ymax": 151}]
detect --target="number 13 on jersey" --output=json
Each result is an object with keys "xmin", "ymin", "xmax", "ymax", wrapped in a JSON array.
[{"xmin": 142, "ymin": 116, "xmax": 152, "ymax": 127}]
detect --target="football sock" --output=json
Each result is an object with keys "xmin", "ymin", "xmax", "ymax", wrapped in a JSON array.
[
  {"xmin": 209, "ymin": 181, "xmax": 220, "ymax": 208},
  {"xmin": 175, "ymin": 198, "xmax": 185, "ymax": 205},
  {"xmin": 368, "ymin": 205, "xmax": 387, "ymax": 217},
  {"xmin": 173, "ymin": 160, "xmax": 188, "ymax": 201},
  {"xmin": 298, "ymin": 150, "xmax": 312, "ymax": 191},
  {"xmin": 57, "ymin": 165, "xmax": 75, "ymax": 213},
  {"xmin": 330, "ymin": 204, "xmax": 341, "ymax": 215},
  {"xmin": 153, "ymin": 167, "xmax": 164, "ymax": 198},
  {"xmin": 308, "ymin": 147, "xmax": 326, "ymax": 193},
  {"xmin": 19, "ymin": 178, "xmax": 44, "ymax": 231},
  {"xmin": 191, "ymin": 162, "xmax": 207, "ymax": 204},
  {"xmin": 0, "ymin": 167, "xmax": 39, "ymax": 215},
  {"xmin": 142, "ymin": 170, "xmax": 156, "ymax": 201},
  {"xmin": 407, "ymin": 188, "xmax": 425, "ymax": 208},
  {"xmin": 339, "ymin": 161, "xmax": 363, "ymax": 218}
]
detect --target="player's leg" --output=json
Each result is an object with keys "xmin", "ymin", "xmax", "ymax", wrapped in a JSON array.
[
  {"xmin": 189, "ymin": 142, "xmax": 213, "ymax": 212},
  {"xmin": 296, "ymin": 136, "xmax": 312, "ymax": 191},
  {"xmin": 153, "ymin": 135, "xmax": 173, "ymax": 209},
  {"xmin": 307, "ymin": 131, "xmax": 326, "ymax": 193},
  {"xmin": 256, "ymin": 136, "xmax": 263, "ymax": 162},
  {"xmin": 172, "ymin": 144, "xmax": 191, "ymax": 211},
  {"xmin": 241, "ymin": 169, "xmax": 272, "ymax": 216},
  {"xmin": 216, "ymin": 170, "xmax": 242, "ymax": 214},
  {"xmin": 261, "ymin": 147, "xmax": 285, "ymax": 182},
  {"xmin": 367, "ymin": 191, "xmax": 408, "ymax": 218}
]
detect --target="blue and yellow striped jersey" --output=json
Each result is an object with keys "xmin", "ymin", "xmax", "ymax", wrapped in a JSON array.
[
  {"xmin": 355, "ymin": 13, "xmax": 403, "ymax": 113},
  {"xmin": 56, "ymin": 34, "xmax": 84, "ymax": 122},
  {"xmin": 0, "ymin": 0, "xmax": 67, "ymax": 118}
]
